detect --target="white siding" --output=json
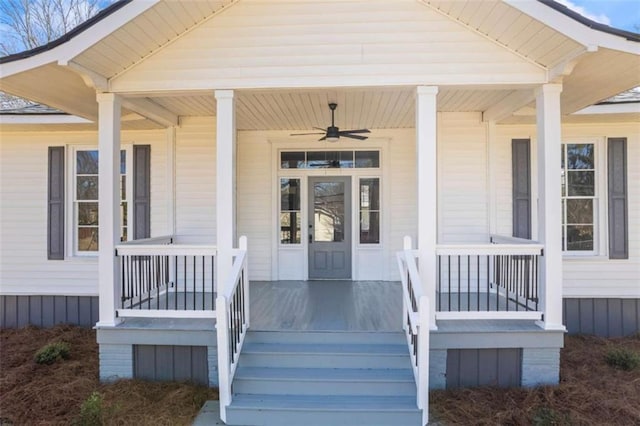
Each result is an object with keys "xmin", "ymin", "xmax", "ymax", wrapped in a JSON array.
[
  {"xmin": 438, "ymin": 113, "xmax": 489, "ymax": 243},
  {"xmin": 237, "ymin": 131, "xmax": 273, "ymax": 280},
  {"xmin": 112, "ymin": 1, "xmax": 544, "ymax": 92},
  {"xmin": 0, "ymin": 129, "xmax": 168, "ymax": 296},
  {"xmin": 174, "ymin": 117, "xmax": 217, "ymax": 243},
  {"xmin": 494, "ymin": 122, "xmax": 640, "ymax": 298}
]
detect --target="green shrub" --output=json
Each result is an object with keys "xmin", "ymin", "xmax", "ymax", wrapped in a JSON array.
[
  {"xmin": 75, "ymin": 392, "xmax": 104, "ymax": 426},
  {"xmin": 605, "ymin": 348, "xmax": 640, "ymax": 371},
  {"xmin": 532, "ymin": 406, "xmax": 571, "ymax": 426},
  {"xmin": 34, "ymin": 341, "xmax": 70, "ymax": 365}
]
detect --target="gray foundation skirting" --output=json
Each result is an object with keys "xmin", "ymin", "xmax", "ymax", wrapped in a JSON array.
[
  {"xmin": 563, "ymin": 298, "xmax": 640, "ymax": 337},
  {"xmin": 0, "ymin": 295, "xmax": 99, "ymax": 328},
  {"xmin": 134, "ymin": 345, "xmax": 209, "ymax": 385}
]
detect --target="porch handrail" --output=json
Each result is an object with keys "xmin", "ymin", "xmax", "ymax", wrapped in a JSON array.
[
  {"xmin": 396, "ymin": 236, "xmax": 429, "ymax": 426},
  {"xmin": 489, "ymin": 234, "xmax": 540, "ymax": 245},
  {"xmin": 436, "ymin": 243, "xmax": 543, "ymax": 256},
  {"xmin": 217, "ymin": 236, "xmax": 250, "ymax": 424},
  {"xmin": 115, "ymin": 238, "xmax": 217, "ymax": 317}
]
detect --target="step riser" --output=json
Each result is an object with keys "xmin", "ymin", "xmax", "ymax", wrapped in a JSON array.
[
  {"xmin": 239, "ymin": 353, "xmax": 412, "ymax": 369},
  {"xmin": 233, "ymin": 379, "xmax": 417, "ymax": 396},
  {"xmin": 225, "ymin": 408, "xmax": 422, "ymax": 426},
  {"xmin": 246, "ymin": 331, "xmax": 406, "ymax": 345}
]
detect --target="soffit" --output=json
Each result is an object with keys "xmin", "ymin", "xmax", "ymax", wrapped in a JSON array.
[
  {"xmin": 72, "ymin": 0, "xmax": 233, "ymax": 79},
  {"xmin": 423, "ymin": 0, "xmax": 584, "ymax": 68}
]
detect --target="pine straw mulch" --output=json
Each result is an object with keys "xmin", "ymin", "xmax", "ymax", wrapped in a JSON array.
[
  {"xmin": 430, "ymin": 334, "xmax": 640, "ymax": 425},
  {"xmin": 0, "ymin": 325, "xmax": 217, "ymax": 425}
]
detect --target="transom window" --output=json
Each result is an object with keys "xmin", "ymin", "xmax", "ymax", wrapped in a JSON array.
[
  {"xmin": 74, "ymin": 149, "xmax": 128, "ymax": 253},
  {"xmin": 561, "ymin": 143, "xmax": 595, "ymax": 252},
  {"xmin": 281, "ymin": 150, "xmax": 379, "ymax": 169}
]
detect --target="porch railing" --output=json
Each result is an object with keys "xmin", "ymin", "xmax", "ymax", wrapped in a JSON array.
[
  {"xmin": 435, "ymin": 235, "xmax": 543, "ymax": 320},
  {"xmin": 396, "ymin": 236, "xmax": 429, "ymax": 426},
  {"xmin": 115, "ymin": 236, "xmax": 217, "ymax": 318},
  {"xmin": 217, "ymin": 236, "xmax": 250, "ymax": 424}
]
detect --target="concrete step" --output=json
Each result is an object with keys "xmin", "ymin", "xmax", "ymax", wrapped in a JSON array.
[
  {"xmin": 239, "ymin": 342, "xmax": 411, "ymax": 369},
  {"xmin": 233, "ymin": 366, "xmax": 416, "ymax": 396},
  {"xmin": 225, "ymin": 394, "xmax": 422, "ymax": 426}
]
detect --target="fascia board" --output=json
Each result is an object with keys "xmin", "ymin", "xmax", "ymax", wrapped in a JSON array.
[
  {"xmin": 505, "ymin": 0, "xmax": 640, "ymax": 55},
  {"xmin": 0, "ymin": 1, "xmax": 160, "ymax": 79}
]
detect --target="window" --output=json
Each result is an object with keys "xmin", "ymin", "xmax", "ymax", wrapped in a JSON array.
[
  {"xmin": 74, "ymin": 149, "xmax": 128, "ymax": 253},
  {"xmin": 359, "ymin": 178, "xmax": 380, "ymax": 244},
  {"xmin": 280, "ymin": 150, "xmax": 379, "ymax": 169},
  {"xmin": 280, "ymin": 178, "xmax": 301, "ymax": 244},
  {"xmin": 561, "ymin": 143, "xmax": 595, "ymax": 252}
]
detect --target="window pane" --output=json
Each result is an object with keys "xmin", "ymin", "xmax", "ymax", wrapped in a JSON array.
[
  {"xmin": 360, "ymin": 211, "xmax": 380, "ymax": 244},
  {"xmin": 281, "ymin": 152, "xmax": 305, "ymax": 169},
  {"xmin": 566, "ymin": 225, "xmax": 593, "ymax": 251},
  {"xmin": 280, "ymin": 212, "xmax": 301, "ymax": 244},
  {"xmin": 566, "ymin": 144, "xmax": 594, "ymax": 169},
  {"xmin": 567, "ymin": 171, "xmax": 594, "ymax": 196},
  {"xmin": 566, "ymin": 199, "xmax": 593, "ymax": 224},
  {"xmin": 78, "ymin": 227, "xmax": 99, "ymax": 251},
  {"xmin": 355, "ymin": 151, "xmax": 380, "ymax": 168},
  {"xmin": 280, "ymin": 179, "xmax": 300, "ymax": 211},
  {"xmin": 78, "ymin": 202, "xmax": 99, "ymax": 226},
  {"xmin": 121, "ymin": 175, "xmax": 126, "ymax": 200},
  {"xmin": 120, "ymin": 150, "xmax": 126, "ymax": 174},
  {"xmin": 121, "ymin": 202, "xmax": 128, "ymax": 227},
  {"xmin": 360, "ymin": 178, "xmax": 380, "ymax": 210},
  {"xmin": 77, "ymin": 176, "xmax": 98, "ymax": 200},
  {"xmin": 307, "ymin": 151, "xmax": 329, "ymax": 168},
  {"xmin": 339, "ymin": 151, "xmax": 354, "ymax": 168},
  {"xmin": 77, "ymin": 150, "xmax": 99, "ymax": 174},
  {"xmin": 121, "ymin": 227, "xmax": 128, "ymax": 242},
  {"xmin": 314, "ymin": 182, "xmax": 345, "ymax": 242}
]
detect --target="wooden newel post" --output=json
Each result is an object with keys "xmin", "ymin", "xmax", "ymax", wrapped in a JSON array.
[
  {"xmin": 216, "ymin": 294, "xmax": 230, "ymax": 422},
  {"xmin": 239, "ymin": 236, "xmax": 250, "ymax": 328},
  {"xmin": 418, "ymin": 295, "xmax": 430, "ymax": 425}
]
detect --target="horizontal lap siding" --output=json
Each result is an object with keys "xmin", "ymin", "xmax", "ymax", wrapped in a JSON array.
[
  {"xmin": 175, "ymin": 118, "xmax": 216, "ymax": 243},
  {"xmin": 438, "ymin": 114, "xmax": 488, "ymax": 243},
  {"xmin": 494, "ymin": 123, "xmax": 640, "ymax": 298},
  {"xmin": 0, "ymin": 130, "xmax": 167, "ymax": 296},
  {"xmin": 113, "ymin": 1, "xmax": 543, "ymax": 91},
  {"xmin": 237, "ymin": 132, "xmax": 272, "ymax": 281}
]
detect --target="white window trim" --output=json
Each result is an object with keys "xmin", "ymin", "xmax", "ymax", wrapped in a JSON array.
[
  {"xmin": 561, "ymin": 137, "xmax": 607, "ymax": 257},
  {"xmin": 67, "ymin": 145, "xmax": 133, "ymax": 257}
]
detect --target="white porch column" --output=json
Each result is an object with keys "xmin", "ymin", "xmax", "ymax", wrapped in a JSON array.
[
  {"xmin": 97, "ymin": 93, "xmax": 122, "ymax": 327},
  {"xmin": 416, "ymin": 86, "xmax": 438, "ymax": 330},
  {"xmin": 215, "ymin": 90, "xmax": 237, "ymax": 293},
  {"xmin": 535, "ymin": 84, "xmax": 564, "ymax": 330}
]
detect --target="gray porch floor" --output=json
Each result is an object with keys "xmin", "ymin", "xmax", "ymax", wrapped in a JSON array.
[{"xmin": 250, "ymin": 281, "xmax": 403, "ymax": 332}]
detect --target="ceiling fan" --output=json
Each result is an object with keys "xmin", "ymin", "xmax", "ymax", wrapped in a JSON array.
[{"xmin": 291, "ymin": 103, "xmax": 370, "ymax": 142}]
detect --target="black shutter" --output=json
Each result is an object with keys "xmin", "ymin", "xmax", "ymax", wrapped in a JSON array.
[
  {"xmin": 512, "ymin": 139, "xmax": 531, "ymax": 239},
  {"xmin": 133, "ymin": 145, "xmax": 151, "ymax": 239},
  {"xmin": 608, "ymin": 138, "xmax": 628, "ymax": 259},
  {"xmin": 48, "ymin": 147, "xmax": 65, "ymax": 259}
]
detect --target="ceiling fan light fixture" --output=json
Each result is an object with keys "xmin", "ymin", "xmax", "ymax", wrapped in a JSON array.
[{"xmin": 326, "ymin": 126, "xmax": 340, "ymax": 142}]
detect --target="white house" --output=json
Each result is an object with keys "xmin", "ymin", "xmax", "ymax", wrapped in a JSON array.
[{"xmin": 1, "ymin": 1, "xmax": 638, "ymax": 424}]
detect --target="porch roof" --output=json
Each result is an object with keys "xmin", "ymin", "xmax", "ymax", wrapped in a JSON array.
[{"xmin": 0, "ymin": 0, "xmax": 638, "ymax": 129}]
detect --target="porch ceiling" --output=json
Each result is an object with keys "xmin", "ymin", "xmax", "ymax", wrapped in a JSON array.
[{"xmin": 149, "ymin": 87, "xmax": 517, "ymax": 130}]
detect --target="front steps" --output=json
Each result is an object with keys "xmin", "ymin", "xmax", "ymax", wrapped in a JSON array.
[{"xmin": 224, "ymin": 331, "xmax": 422, "ymax": 426}]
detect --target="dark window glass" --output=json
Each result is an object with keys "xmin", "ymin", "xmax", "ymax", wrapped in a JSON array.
[
  {"xmin": 281, "ymin": 152, "xmax": 305, "ymax": 169},
  {"xmin": 360, "ymin": 178, "xmax": 380, "ymax": 244},
  {"xmin": 566, "ymin": 144, "xmax": 594, "ymax": 169},
  {"xmin": 280, "ymin": 178, "xmax": 301, "ymax": 244},
  {"xmin": 355, "ymin": 151, "xmax": 380, "ymax": 168}
]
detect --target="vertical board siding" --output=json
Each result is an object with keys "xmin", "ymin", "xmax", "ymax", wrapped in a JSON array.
[
  {"xmin": 0, "ymin": 295, "xmax": 99, "ymax": 328},
  {"xmin": 446, "ymin": 348, "xmax": 522, "ymax": 389},
  {"xmin": 1, "ymin": 130, "xmax": 167, "ymax": 296},
  {"xmin": 133, "ymin": 345, "xmax": 209, "ymax": 385},
  {"xmin": 563, "ymin": 298, "xmax": 640, "ymax": 337}
]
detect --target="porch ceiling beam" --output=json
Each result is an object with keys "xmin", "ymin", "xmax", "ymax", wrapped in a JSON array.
[
  {"xmin": 482, "ymin": 90, "xmax": 535, "ymax": 123},
  {"xmin": 120, "ymin": 97, "xmax": 178, "ymax": 127}
]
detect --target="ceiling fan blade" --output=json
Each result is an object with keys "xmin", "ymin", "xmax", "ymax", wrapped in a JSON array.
[
  {"xmin": 290, "ymin": 132, "xmax": 325, "ymax": 136},
  {"xmin": 318, "ymin": 136, "xmax": 327, "ymax": 141},
  {"xmin": 340, "ymin": 129, "xmax": 370, "ymax": 134},
  {"xmin": 313, "ymin": 127, "xmax": 327, "ymax": 132},
  {"xmin": 341, "ymin": 133, "xmax": 368, "ymax": 141}
]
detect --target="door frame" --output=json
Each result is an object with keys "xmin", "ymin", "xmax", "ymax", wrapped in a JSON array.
[{"xmin": 270, "ymin": 139, "xmax": 391, "ymax": 281}]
